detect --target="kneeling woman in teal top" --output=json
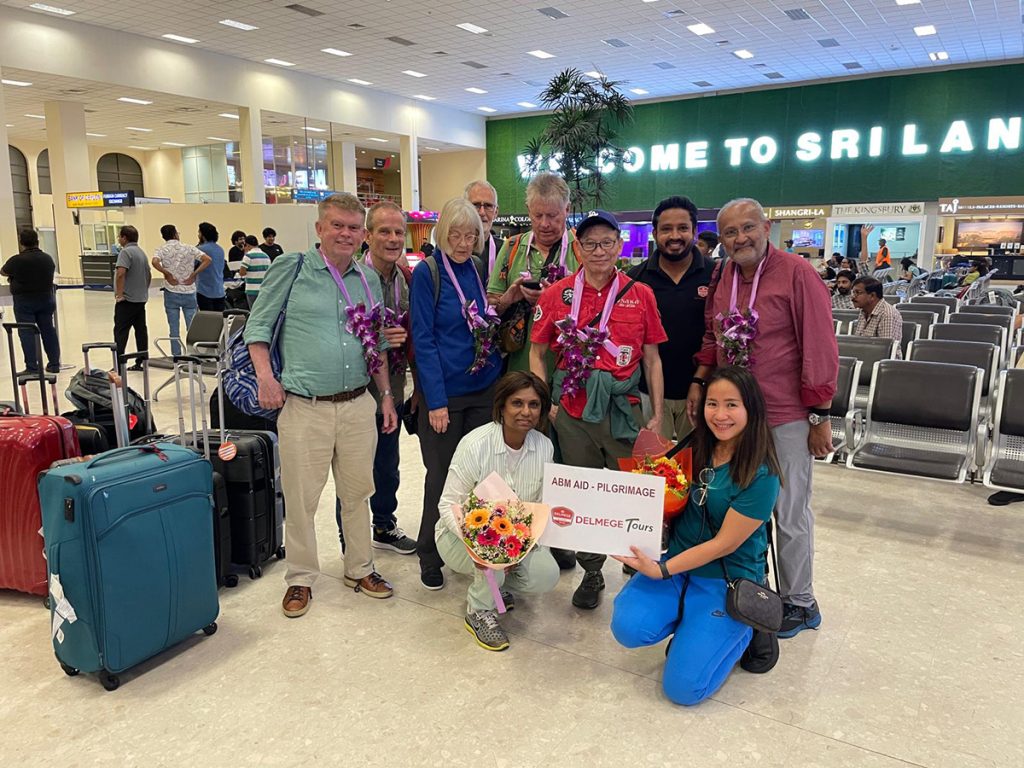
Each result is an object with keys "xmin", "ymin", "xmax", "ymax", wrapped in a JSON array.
[{"xmin": 611, "ymin": 366, "xmax": 782, "ymax": 706}]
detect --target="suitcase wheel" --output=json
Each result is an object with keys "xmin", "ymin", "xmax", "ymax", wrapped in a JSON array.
[
  {"xmin": 225, "ymin": 574, "xmax": 239, "ymax": 588},
  {"xmin": 58, "ymin": 659, "xmax": 79, "ymax": 677},
  {"xmin": 100, "ymin": 670, "xmax": 120, "ymax": 691},
  {"xmin": 203, "ymin": 622, "xmax": 218, "ymax": 637},
  {"xmin": 249, "ymin": 565, "xmax": 263, "ymax": 580},
  {"xmin": 276, "ymin": 546, "xmax": 285, "ymax": 560}
]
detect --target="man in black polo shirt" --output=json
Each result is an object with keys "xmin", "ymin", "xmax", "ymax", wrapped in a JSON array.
[
  {"xmin": 1, "ymin": 228, "xmax": 61, "ymax": 374},
  {"xmin": 628, "ymin": 196, "xmax": 713, "ymax": 440}
]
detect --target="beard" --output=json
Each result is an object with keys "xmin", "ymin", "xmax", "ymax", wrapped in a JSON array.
[
  {"xmin": 659, "ymin": 240, "xmax": 693, "ymax": 263},
  {"xmin": 837, "ymin": 286, "xmax": 851, "ymax": 295}
]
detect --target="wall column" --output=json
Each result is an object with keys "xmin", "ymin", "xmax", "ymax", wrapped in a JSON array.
[
  {"xmin": 0, "ymin": 75, "xmax": 18, "ymax": 258},
  {"xmin": 399, "ymin": 133, "xmax": 420, "ymax": 211},
  {"xmin": 44, "ymin": 100, "xmax": 92, "ymax": 278},
  {"xmin": 238, "ymin": 105, "xmax": 264, "ymax": 205},
  {"xmin": 329, "ymin": 140, "xmax": 357, "ymax": 195}
]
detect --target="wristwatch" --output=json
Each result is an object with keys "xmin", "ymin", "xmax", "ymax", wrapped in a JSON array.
[
  {"xmin": 659, "ymin": 561, "xmax": 671, "ymax": 580},
  {"xmin": 691, "ymin": 376, "xmax": 707, "ymax": 388},
  {"xmin": 808, "ymin": 407, "xmax": 829, "ymax": 426},
  {"xmin": 381, "ymin": 389, "xmax": 394, "ymax": 399}
]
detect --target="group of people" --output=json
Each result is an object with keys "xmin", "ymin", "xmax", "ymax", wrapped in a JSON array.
[{"xmin": 242, "ymin": 172, "xmax": 840, "ymax": 706}]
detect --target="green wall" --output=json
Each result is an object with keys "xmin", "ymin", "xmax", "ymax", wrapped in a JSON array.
[{"xmin": 486, "ymin": 63, "xmax": 1024, "ymax": 212}]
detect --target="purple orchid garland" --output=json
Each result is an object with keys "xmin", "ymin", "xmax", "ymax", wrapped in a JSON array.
[
  {"xmin": 554, "ymin": 316, "xmax": 608, "ymax": 399},
  {"xmin": 344, "ymin": 303, "xmax": 386, "ymax": 375},
  {"xmin": 715, "ymin": 307, "xmax": 760, "ymax": 367},
  {"xmin": 379, "ymin": 305, "xmax": 409, "ymax": 376},
  {"xmin": 462, "ymin": 299, "xmax": 500, "ymax": 374}
]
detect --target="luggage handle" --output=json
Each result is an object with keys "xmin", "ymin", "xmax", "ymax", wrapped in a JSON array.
[
  {"xmin": 193, "ymin": 342, "xmax": 227, "ymax": 445},
  {"xmin": 81, "ymin": 342, "xmax": 119, "ymax": 423},
  {"xmin": 83, "ymin": 443, "xmax": 168, "ymax": 469},
  {"xmin": 3, "ymin": 322, "xmax": 51, "ymax": 415},
  {"xmin": 171, "ymin": 355, "xmax": 210, "ymax": 459},
  {"xmin": 118, "ymin": 351, "xmax": 153, "ymax": 435}
]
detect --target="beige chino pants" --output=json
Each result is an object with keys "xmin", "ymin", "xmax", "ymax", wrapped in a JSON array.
[{"xmin": 278, "ymin": 391, "xmax": 378, "ymax": 587}]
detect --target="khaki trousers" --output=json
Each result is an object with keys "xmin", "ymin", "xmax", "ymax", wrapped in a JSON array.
[
  {"xmin": 640, "ymin": 394, "xmax": 694, "ymax": 441},
  {"xmin": 278, "ymin": 391, "xmax": 378, "ymax": 587}
]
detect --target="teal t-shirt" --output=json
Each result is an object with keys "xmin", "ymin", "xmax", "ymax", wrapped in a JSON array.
[{"xmin": 667, "ymin": 462, "xmax": 780, "ymax": 583}]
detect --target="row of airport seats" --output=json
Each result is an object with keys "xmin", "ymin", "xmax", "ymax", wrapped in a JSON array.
[{"xmin": 825, "ymin": 293, "xmax": 1023, "ymax": 496}]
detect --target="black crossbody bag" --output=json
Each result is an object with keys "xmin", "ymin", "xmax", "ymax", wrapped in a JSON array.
[{"xmin": 697, "ymin": 481, "xmax": 783, "ymax": 633}]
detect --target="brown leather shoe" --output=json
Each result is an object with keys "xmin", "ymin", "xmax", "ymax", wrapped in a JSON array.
[
  {"xmin": 282, "ymin": 585, "xmax": 312, "ymax": 617},
  {"xmin": 343, "ymin": 571, "xmax": 393, "ymax": 599}
]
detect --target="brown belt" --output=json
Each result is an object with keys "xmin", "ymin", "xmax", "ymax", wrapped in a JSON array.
[{"xmin": 300, "ymin": 385, "xmax": 367, "ymax": 403}]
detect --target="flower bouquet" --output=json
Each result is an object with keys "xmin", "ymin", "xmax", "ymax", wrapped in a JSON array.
[
  {"xmin": 616, "ymin": 429, "xmax": 692, "ymax": 522},
  {"xmin": 452, "ymin": 472, "xmax": 549, "ymax": 613}
]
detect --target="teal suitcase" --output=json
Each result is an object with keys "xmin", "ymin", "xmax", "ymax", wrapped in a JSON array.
[{"xmin": 39, "ymin": 443, "xmax": 220, "ymax": 691}]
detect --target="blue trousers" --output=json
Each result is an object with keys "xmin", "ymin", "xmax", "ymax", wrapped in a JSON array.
[
  {"xmin": 611, "ymin": 573, "xmax": 752, "ymax": 706},
  {"xmin": 13, "ymin": 293, "xmax": 60, "ymax": 370},
  {"xmin": 336, "ymin": 401, "xmax": 403, "ymax": 538},
  {"xmin": 162, "ymin": 290, "xmax": 198, "ymax": 357}
]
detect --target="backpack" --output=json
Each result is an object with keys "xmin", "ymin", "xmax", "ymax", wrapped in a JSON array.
[{"xmin": 424, "ymin": 253, "xmax": 486, "ymax": 306}]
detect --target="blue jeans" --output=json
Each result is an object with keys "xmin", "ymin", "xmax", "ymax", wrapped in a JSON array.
[
  {"xmin": 163, "ymin": 290, "xmax": 198, "ymax": 356},
  {"xmin": 13, "ymin": 293, "xmax": 60, "ymax": 370},
  {"xmin": 611, "ymin": 573, "xmax": 752, "ymax": 706},
  {"xmin": 336, "ymin": 400, "xmax": 403, "ymax": 539}
]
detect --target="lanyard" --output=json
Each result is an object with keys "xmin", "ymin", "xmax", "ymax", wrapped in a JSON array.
[
  {"xmin": 487, "ymin": 235, "xmax": 497, "ymax": 276},
  {"xmin": 568, "ymin": 269, "xmax": 621, "ymax": 357},
  {"xmin": 728, "ymin": 252, "xmax": 769, "ymax": 315},
  {"xmin": 523, "ymin": 230, "xmax": 569, "ymax": 276},
  {"xmin": 320, "ymin": 249, "xmax": 374, "ymax": 309},
  {"xmin": 438, "ymin": 249, "xmax": 495, "ymax": 319}
]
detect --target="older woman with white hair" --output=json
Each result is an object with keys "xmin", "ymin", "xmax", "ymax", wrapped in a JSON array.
[{"xmin": 411, "ymin": 197, "xmax": 504, "ymax": 590}]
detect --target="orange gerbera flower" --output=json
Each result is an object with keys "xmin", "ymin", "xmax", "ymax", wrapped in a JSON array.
[
  {"xmin": 513, "ymin": 522, "xmax": 531, "ymax": 538},
  {"xmin": 465, "ymin": 508, "xmax": 490, "ymax": 530},
  {"xmin": 490, "ymin": 517, "xmax": 513, "ymax": 535}
]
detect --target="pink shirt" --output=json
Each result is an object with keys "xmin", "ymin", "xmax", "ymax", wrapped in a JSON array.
[{"xmin": 695, "ymin": 245, "xmax": 838, "ymax": 427}]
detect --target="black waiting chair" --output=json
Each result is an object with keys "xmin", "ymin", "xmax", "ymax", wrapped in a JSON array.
[
  {"xmin": 836, "ymin": 335, "xmax": 898, "ymax": 408},
  {"xmin": 948, "ymin": 313, "xmax": 1018, "ymax": 359},
  {"xmin": 910, "ymin": 294, "xmax": 960, "ymax": 314},
  {"xmin": 816, "ymin": 356, "xmax": 861, "ymax": 464},
  {"xmin": 898, "ymin": 301, "xmax": 950, "ymax": 322},
  {"xmin": 832, "ymin": 309, "xmax": 860, "ymax": 335},
  {"xmin": 900, "ymin": 321, "xmax": 920, "ymax": 361},
  {"xmin": 898, "ymin": 309, "xmax": 940, "ymax": 339},
  {"xmin": 151, "ymin": 311, "xmax": 225, "ymax": 402},
  {"xmin": 929, "ymin": 323, "xmax": 1006, "ymax": 366},
  {"xmin": 847, "ymin": 360, "xmax": 982, "ymax": 483},
  {"xmin": 983, "ymin": 369, "xmax": 1024, "ymax": 495},
  {"xmin": 959, "ymin": 304, "xmax": 1016, "ymax": 320}
]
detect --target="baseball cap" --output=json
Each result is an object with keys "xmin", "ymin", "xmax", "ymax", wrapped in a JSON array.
[{"xmin": 575, "ymin": 209, "xmax": 620, "ymax": 240}]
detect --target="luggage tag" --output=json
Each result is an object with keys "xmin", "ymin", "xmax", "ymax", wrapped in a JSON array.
[{"xmin": 217, "ymin": 441, "xmax": 238, "ymax": 462}]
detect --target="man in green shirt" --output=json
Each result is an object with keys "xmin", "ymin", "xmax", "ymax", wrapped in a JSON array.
[
  {"xmin": 244, "ymin": 193, "xmax": 400, "ymax": 618},
  {"xmin": 486, "ymin": 172, "xmax": 579, "ymax": 373}
]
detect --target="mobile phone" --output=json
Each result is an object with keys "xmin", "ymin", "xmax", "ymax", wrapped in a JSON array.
[{"xmin": 522, "ymin": 280, "xmax": 542, "ymax": 290}]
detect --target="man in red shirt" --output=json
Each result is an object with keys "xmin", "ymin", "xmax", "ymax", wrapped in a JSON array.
[
  {"xmin": 689, "ymin": 198, "xmax": 838, "ymax": 639},
  {"xmin": 531, "ymin": 210, "xmax": 667, "ymax": 609}
]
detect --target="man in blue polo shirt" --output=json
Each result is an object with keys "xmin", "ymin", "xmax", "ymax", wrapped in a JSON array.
[
  {"xmin": 195, "ymin": 222, "xmax": 226, "ymax": 311},
  {"xmin": 628, "ymin": 196, "xmax": 715, "ymax": 440}
]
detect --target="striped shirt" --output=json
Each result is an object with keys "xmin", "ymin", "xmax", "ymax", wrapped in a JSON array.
[
  {"xmin": 437, "ymin": 421, "xmax": 553, "ymax": 537},
  {"xmin": 241, "ymin": 249, "xmax": 272, "ymax": 295}
]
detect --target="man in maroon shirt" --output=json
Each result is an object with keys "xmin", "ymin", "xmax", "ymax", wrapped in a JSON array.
[{"xmin": 689, "ymin": 198, "xmax": 838, "ymax": 639}]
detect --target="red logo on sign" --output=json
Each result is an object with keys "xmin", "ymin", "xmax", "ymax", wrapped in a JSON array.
[
  {"xmin": 551, "ymin": 506, "xmax": 574, "ymax": 527},
  {"xmin": 697, "ymin": 286, "xmax": 709, "ymax": 298}
]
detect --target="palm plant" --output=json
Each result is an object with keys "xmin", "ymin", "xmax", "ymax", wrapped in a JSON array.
[{"xmin": 522, "ymin": 68, "xmax": 634, "ymax": 215}]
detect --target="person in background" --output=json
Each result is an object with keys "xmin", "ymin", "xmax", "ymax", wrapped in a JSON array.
[
  {"xmin": 696, "ymin": 231, "xmax": 719, "ymax": 259},
  {"xmin": 410, "ymin": 198, "xmax": 504, "ymax": 591},
  {"xmin": 690, "ymin": 198, "xmax": 838, "ymax": 639},
  {"xmin": 420, "ymin": 241, "xmax": 434, "ymax": 258},
  {"xmin": 260, "ymin": 228, "xmax": 284, "ymax": 261},
  {"xmin": 112, "ymin": 225, "xmax": 152, "ymax": 366},
  {"xmin": 464, "ymin": 179, "xmax": 504, "ymax": 284},
  {"xmin": 960, "ymin": 259, "xmax": 988, "ymax": 286},
  {"xmin": 151, "ymin": 224, "xmax": 211, "ymax": 356},
  {"xmin": 435, "ymin": 371, "xmax": 559, "ymax": 651},
  {"xmin": 628, "ymin": 195, "xmax": 714, "ymax": 441},
  {"xmin": 487, "ymin": 172, "xmax": 580, "ymax": 374},
  {"xmin": 851, "ymin": 276, "xmax": 903, "ymax": 357},
  {"xmin": 899, "ymin": 257, "xmax": 922, "ymax": 282},
  {"xmin": 1, "ymin": 228, "xmax": 61, "ymax": 375},
  {"xmin": 827, "ymin": 252, "xmax": 842, "ymax": 271},
  {"xmin": 239, "ymin": 235, "xmax": 271, "ymax": 309},
  {"xmin": 783, "ymin": 239, "xmax": 795, "ymax": 253},
  {"xmin": 195, "ymin": 222, "xmax": 226, "ymax": 311},
  {"xmin": 831, "ymin": 269, "xmax": 856, "ymax": 310},
  {"xmin": 612, "ymin": 366, "xmax": 783, "ymax": 705},
  {"xmin": 531, "ymin": 209, "xmax": 667, "ymax": 610},
  {"xmin": 227, "ymin": 230, "xmax": 247, "ymax": 271}
]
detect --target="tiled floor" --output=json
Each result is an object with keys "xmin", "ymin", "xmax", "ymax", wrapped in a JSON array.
[{"xmin": 1, "ymin": 289, "xmax": 1022, "ymax": 767}]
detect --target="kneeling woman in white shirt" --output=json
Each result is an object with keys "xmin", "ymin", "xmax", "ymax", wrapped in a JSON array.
[{"xmin": 435, "ymin": 371, "xmax": 560, "ymax": 652}]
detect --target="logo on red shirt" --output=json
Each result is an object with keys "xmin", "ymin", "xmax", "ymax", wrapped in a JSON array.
[{"xmin": 561, "ymin": 288, "xmax": 574, "ymax": 305}]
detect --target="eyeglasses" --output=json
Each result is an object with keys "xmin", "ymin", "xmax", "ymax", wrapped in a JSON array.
[
  {"xmin": 693, "ymin": 467, "xmax": 716, "ymax": 507},
  {"xmin": 720, "ymin": 223, "xmax": 761, "ymax": 240},
  {"xmin": 448, "ymin": 231, "xmax": 478, "ymax": 244},
  {"xmin": 471, "ymin": 201, "xmax": 496, "ymax": 212},
  {"xmin": 578, "ymin": 238, "xmax": 619, "ymax": 253}
]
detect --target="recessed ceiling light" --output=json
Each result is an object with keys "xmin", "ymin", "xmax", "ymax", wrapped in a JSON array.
[
  {"xmin": 24, "ymin": 114, "xmax": 45, "ymax": 119},
  {"xmin": 304, "ymin": 126, "xmax": 326, "ymax": 132},
  {"xmin": 1, "ymin": 79, "xmax": 32, "ymax": 87},
  {"xmin": 687, "ymin": 23, "xmax": 715, "ymax": 36},
  {"xmin": 85, "ymin": 132, "xmax": 106, "ymax": 137},
  {"xmin": 421, "ymin": 146, "xmax": 441, "ymax": 151},
  {"xmin": 584, "ymin": 70, "xmax": 603, "ymax": 79},
  {"xmin": 29, "ymin": 3, "xmax": 75, "ymax": 15},
  {"xmin": 265, "ymin": 58, "xmax": 296, "ymax": 67},
  {"xmin": 517, "ymin": 101, "xmax": 537, "ymax": 108},
  {"xmin": 321, "ymin": 48, "xmax": 352, "ymax": 57},
  {"xmin": 402, "ymin": 70, "xmax": 427, "ymax": 77},
  {"xmin": 456, "ymin": 22, "xmax": 488, "ymax": 34},
  {"xmin": 733, "ymin": 49, "xmax": 755, "ymax": 59},
  {"xmin": 928, "ymin": 51, "xmax": 949, "ymax": 61},
  {"xmin": 220, "ymin": 19, "xmax": 259, "ymax": 31},
  {"xmin": 914, "ymin": 24, "xmax": 937, "ymax": 36},
  {"xmin": 465, "ymin": 87, "xmax": 488, "ymax": 94},
  {"xmin": 630, "ymin": 88, "xmax": 649, "ymax": 95},
  {"xmin": 118, "ymin": 97, "xmax": 153, "ymax": 105},
  {"xmin": 527, "ymin": 49, "xmax": 555, "ymax": 59},
  {"xmin": 895, "ymin": 0, "xmax": 920, "ymax": 5},
  {"xmin": 367, "ymin": 137, "xmax": 389, "ymax": 143},
  {"xmin": 478, "ymin": 106, "xmax": 497, "ymax": 113},
  {"xmin": 125, "ymin": 126, "xmax": 153, "ymax": 132},
  {"xmin": 129, "ymin": 146, "xmax": 155, "ymax": 150},
  {"xmin": 162, "ymin": 141, "xmax": 187, "ymax": 146},
  {"xmin": 206, "ymin": 136, "xmax": 231, "ymax": 142},
  {"xmin": 219, "ymin": 113, "xmax": 239, "ymax": 119},
  {"xmin": 348, "ymin": 78, "xmax": 372, "ymax": 85},
  {"xmin": 413, "ymin": 94, "xmax": 436, "ymax": 101},
  {"xmin": 162, "ymin": 34, "xmax": 199, "ymax": 44},
  {"xmin": 5, "ymin": 124, "xmax": 14, "ymax": 128}
]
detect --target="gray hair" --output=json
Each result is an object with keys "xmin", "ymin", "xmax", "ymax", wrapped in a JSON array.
[
  {"xmin": 525, "ymin": 171, "xmax": 570, "ymax": 209},
  {"xmin": 716, "ymin": 198, "xmax": 768, "ymax": 228},
  {"xmin": 435, "ymin": 197, "xmax": 484, "ymax": 255},
  {"xmin": 464, "ymin": 179, "xmax": 498, "ymax": 204}
]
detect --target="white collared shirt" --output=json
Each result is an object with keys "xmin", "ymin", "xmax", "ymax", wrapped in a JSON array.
[{"xmin": 437, "ymin": 421, "xmax": 553, "ymax": 536}]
